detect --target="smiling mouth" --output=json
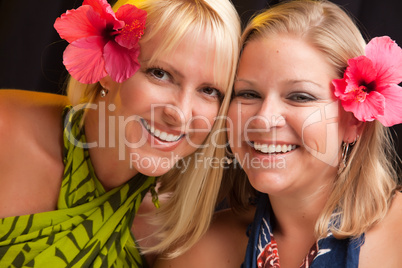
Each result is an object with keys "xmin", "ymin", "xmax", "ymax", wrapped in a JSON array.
[
  {"xmin": 141, "ymin": 119, "xmax": 184, "ymax": 142},
  {"xmin": 253, "ymin": 142, "xmax": 297, "ymax": 154}
]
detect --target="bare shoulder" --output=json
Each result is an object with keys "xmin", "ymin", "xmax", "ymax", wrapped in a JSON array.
[
  {"xmin": 154, "ymin": 206, "xmax": 255, "ymax": 268},
  {"xmin": 359, "ymin": 191, "xmax": 402, "ymax": 267},
  {"xmin": 0, "ymin": 89, "xmax": 70, "ymax": 218}
]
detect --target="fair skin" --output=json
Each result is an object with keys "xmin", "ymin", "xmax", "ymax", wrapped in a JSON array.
[
  {"xmin": 85, "ymin": 32, "xmax": 223, "ymax": 190},
  {"xmin": 155, "ymin": 35, "xmax": 402, "ymax": 267},
  {"xmin": 0, "ymin": 31, "xmax": 224, "ymax": 266}
]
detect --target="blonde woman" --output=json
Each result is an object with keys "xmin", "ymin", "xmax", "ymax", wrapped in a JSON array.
[
  {"xmin": 0, "ymin": 0, "xmax": 240, "ymax": 266},
  {"xmin": 155, "ymin": 0, "xmax": 402, "ymax": 267}
]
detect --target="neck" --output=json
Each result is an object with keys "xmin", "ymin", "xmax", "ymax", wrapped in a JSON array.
[
  {"xmin": 269, "ymin": 183, "xmax": 331, "ymax": 241},
  {"xmin": 84, "ymin": 102, "xmax": 139, "ymax": 191}
]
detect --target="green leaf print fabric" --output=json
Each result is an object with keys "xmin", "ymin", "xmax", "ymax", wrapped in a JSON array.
[{"xmin": 0, "ymin": 106, "xmax": 157, "ymax": 267}]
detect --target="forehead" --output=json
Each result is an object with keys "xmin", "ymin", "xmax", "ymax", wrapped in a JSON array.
[
  {"xmin": 237, "ymin": 35, "xmax": 336, "ymax": 86},
  {"xmin": 141, "ymin": 29, "xmax": 215, "ymax": 57},
  {"xmin": 140, "ymin": 29, "xmax": 230, "ymax": 89}
]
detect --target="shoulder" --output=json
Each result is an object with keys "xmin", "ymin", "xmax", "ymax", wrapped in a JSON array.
[
  {"xmin": 0, "ymin": 89, "xmax": 69, "ymax": 131},
  {"xmin": 359, "ymin": 191, "xmax": 402, "ymax": 267},
  {"xmin": 0, "ymin": 90, "xmax": 70, "ymax": 218},
  {"xmin": 154, "ymin": 206, "xmax": 255, "ymax": 268},
  {"xmin": 0, "ymin": 90, "xmax": 70, "ymax": 162}
]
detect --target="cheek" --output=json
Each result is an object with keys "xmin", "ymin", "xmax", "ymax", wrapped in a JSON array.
[
  {"xmin": 227, "ymin": 106, "xmax": 249, "ymax": 154},
  {"xmin": 118, "ymin": 78, "xmax": 159, "ymax": 114},
  {"xmin": 193, "ymin": 105, "xmax": 219, "ymax": 129},
  {"xmin": 227, "ymin": 106, "xmax": 239, "ymax": 146},
  {"xmin": 294, "ymin": 106, "xmax": 337, "ymax": 149},
  {"xmin": 301, "ymin": 125, "xmax": 327, "ymax": 156},
  {"xmin": 186, "ymin": 103, "xmax": 220, "ymax": 145},
  {"xmin": 298, "ymin": 115, "xmax": 342, "ymax": 167}
]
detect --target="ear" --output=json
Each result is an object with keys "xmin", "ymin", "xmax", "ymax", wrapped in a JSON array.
[
  {"xmin": 99, "ymin": 76, "xmax": 117, "ymax": 91},
  {"xmin": 343, "ymin": 112, "xmax": 364, "ymax": 143}
]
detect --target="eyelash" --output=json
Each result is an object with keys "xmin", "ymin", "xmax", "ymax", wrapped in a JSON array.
[
  {"xmin": 287, "ymin": 92, "xmax": 317, "ymax": 102},
  {"xmin": 146, "ymin": 67, "xmax": 171, "ymax": 81},
  {"xmin": 233, "ymin": 90, "xmax": 261, "ymax": 99},
  {"xmin": 202, "ymin": 87, "xmax": 223, "ymax": 100},
  {"xmin": 146, "ymin": 66, "xmax": 222, "ymax": 100}
]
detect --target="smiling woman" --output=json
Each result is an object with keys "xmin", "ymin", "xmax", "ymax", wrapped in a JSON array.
[
  {"xmin": 0, "ymin": 0, "xmax": 240, "ymax": 267},
  {"xmin": 154, "ymin": 1, "xmax": 402, "ymax": 268}
]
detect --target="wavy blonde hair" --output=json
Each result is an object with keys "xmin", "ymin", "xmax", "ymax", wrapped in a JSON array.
[
  {"xmin": 67, "ymin": 0, "xmax": 240, "ymax": 257},
  {"xmin": 233, "ymin": 0, "xmax": 400, "ymax": 239}
]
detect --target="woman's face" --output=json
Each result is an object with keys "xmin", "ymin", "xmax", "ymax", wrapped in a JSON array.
[
  {"xmin": 228, "ymin": 35, "xmax": 352, "ymax": 197},
  {"xmin": 105, "ymin": 32, "xmax": 225, "ymax": 176}
]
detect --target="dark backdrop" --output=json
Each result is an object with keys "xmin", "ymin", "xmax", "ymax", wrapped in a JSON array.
[{"xmin": 1, "ymin": 0, "xmax": 401, "ymax": 167}]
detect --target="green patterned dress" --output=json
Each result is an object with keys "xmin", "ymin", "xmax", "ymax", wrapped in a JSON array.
[{"xmin": 0, "ymin": 106, "xmax": 157, "ymax": 267}]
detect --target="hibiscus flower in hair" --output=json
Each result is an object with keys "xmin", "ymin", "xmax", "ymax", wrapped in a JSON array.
[
  {"xmin": 54, "ymin": 0, "xmax": 147, "ymax": 84},
  {"xmin": 333, "ymin": 36, "xmax": 402, "ymax": 127}
]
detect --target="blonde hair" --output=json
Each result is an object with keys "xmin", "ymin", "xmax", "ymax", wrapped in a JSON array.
[
  {"xmin": 234, "ymin": 0, "xmax": 400, "ymax": 239},
  {"xmin": 67, "ymin": 0, "xmax": 240, "ymax": 257}
]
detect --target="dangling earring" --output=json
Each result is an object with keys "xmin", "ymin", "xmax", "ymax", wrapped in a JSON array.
[
  {"xmin": 338, "ymin": 141, "xmax": 350, "ymax": 173},
  {"xmin": 225, "ymin": 144, "xmax": 235, "ymax": 165},
  {"xmin": 100, "ymin": 88, "xmax": 108, "ymax": 98},
  {"xmin": 338, "ymin": 136, "xmax": 358, "ymax": 174}
]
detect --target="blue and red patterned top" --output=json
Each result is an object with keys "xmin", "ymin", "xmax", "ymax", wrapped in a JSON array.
[{"xmin": 242, "ymin": 193, "xmax": 365, "ymax": 268}]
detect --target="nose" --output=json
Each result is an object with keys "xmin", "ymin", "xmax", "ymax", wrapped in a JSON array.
[
  {"xmin": 248, "ymin": 97, "xmax": 286, "ymax": 131},
  {"xmin": 161, "ymin": 88, "xmax": 193, "ymax": 127}
]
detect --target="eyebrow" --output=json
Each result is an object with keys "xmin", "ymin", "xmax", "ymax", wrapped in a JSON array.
[
  {"xmin": 234, "ymin": 78, "xmax": 256, "ymax": 86},
  {"xmin": 235, "ymin": 78, "xmax": 323, "ymax": 88},
  {"xmin": 287, "ymin": 79, "xmax": 323, "ymax": 89}
]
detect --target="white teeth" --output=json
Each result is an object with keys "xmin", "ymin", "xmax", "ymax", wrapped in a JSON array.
[
  {"xmin": 268, "ymin": 145, "xmax": 275, "ymax": 153},
  {"xmin": 166, "ymin": 134, "xmax": 175, "ymax": 142},
  {"xmin": 159, "ymin": 132, "xmax": 167, "ymax": 140},
  {"xmin": 253, "ymin": 142, "xmax": 297, "ymax": 154},
  {"xmin": 142, "ymin": 120, "xmax": 182, "ymax": 142}
]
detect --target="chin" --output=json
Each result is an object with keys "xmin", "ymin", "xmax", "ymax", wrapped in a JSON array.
[
  {"xmin": 134, "ymin": 164, "xmax": 174, "ymax": 177},
  {"xmin": 248, "ymin": 172, "xmax": 290, "ymax": 195}
]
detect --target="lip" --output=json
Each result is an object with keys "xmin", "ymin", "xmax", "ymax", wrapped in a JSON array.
[
  {"xmin": 142, "ymin": 119, "xmax": 185, "ymax": 136},
  {"xmin": 140, "ymin": 119, "xmax": 185, "ymax": 151}
]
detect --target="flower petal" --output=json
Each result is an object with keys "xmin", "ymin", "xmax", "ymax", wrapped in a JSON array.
[
  {"xmin": 344, "ymin": 56, "xmax": 377, "ymax": 93},
  {"xmin": 365, "ymin": 36, "xmax": 402, "ymax": 85},
  {"xmin": 104, "ymin": 41, "xmax": 141, "ymax": 83},
  {"xmin": 83, "ymin": 0, "xmax": 124, "ymax": 30},
  {"xmin": 54, "ymin": 5, "xmax": 106, "ymax": 43},
  {"xmin": 115, "ymin": 4, "xmax": 147, "ymax": 49},
  {"xmin": 63, "ymin": 36, "xmax": 107, "ymax": 84},
  {"xmin": 341, "ymin": 91, "xmax": 385, "ymax": 122},
  {"xmin": 375, "ymin": 84, "xmax": 402, "ymax": 126},
  {"xmin": 332, "ymin": 78, "xmax": 348, "ymax": 100}
]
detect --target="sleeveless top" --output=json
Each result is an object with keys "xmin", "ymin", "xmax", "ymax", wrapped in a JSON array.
[
  {"xmin": 0, "ymin": 106, "xmax": 158, "ymax": 267},
  {"xmin": 242, "ymin": 194, "xmax": 365, "ymax": 268}
]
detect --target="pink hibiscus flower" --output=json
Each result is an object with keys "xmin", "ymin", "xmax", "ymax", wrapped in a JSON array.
[
  {"xmin": 54, "ymin": 0, "xmax": 146, "ymax": 84},
  {"xmin": 333, "ymin": 36, "xmax": 402, "ymax": 127}
]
